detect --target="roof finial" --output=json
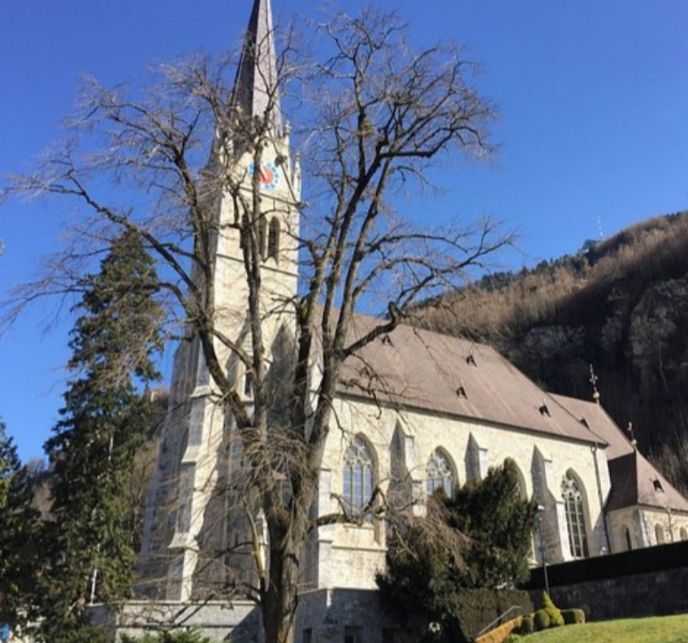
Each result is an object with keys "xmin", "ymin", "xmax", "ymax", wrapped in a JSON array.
[
  {"xmin": 626, "ymin": 421, "xmax": 637, "ymax": 449},
  {"xmin": 231, "ymin": 0, "xmax": 283, "ymax": 135},
  {"xmin": 589, "ymin": 364, "xmax": 601, "ymax": 404}
]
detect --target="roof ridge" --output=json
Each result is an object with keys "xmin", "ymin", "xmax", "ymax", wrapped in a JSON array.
[{"xmin": 547, "ymin": 393, "xmax": 608, "ymax": 447}]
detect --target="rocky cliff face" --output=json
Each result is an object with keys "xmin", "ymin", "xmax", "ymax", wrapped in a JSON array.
[{"xmin": 421, "ymin": 212, "xmax": 688, "ymax": 492}]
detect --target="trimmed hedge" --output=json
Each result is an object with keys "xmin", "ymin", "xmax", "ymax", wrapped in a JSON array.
[
  {"xmin": 519, "ymin": 614, "xmax": 534, "ymax": 634},
  {"xmin": 533, "ymin": 609, "xmax": 550, "ymax": 630},
  {"xmin": 542, "ymin": 592, "xmax": 564, "ymax": 627},
  {"xmin": 449, "ymin": 588, "xmax": 534, "ymax": 642},
  {"xmin": 121, "ymin": 632, "xmax": 213, "ymax": 643},
  {"xmin": 561, "ymin": 608, "xmax": 586, "ymax": 625}
]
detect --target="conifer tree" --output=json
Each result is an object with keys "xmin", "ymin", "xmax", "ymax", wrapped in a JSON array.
[
  {"xmin": 39, "ymin": 229, "xmax": 162, "ymax": 641},
  {"xmin": 0, "ymin": 419, "xmax": 42, "ymax": 629},
  {"xmin": 378, "ymin": 461, "xmax": 535, "ymax": 639},
  {"xmin": 445, "ymin": 460, "xmax": 536, "ymax": 588}
]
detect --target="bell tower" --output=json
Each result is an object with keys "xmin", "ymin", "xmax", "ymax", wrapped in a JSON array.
[
  {"xmin": 138, "ymin": 0, "xmax": 301, "ymax": 602},
  {"xmin": 216, "ymin": 0, "xmax": 301, "ymax": 327}
]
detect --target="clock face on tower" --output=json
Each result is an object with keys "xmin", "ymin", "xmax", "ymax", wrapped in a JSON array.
[{"xmin": 248, "ymin": 161, "xmax": 280, "ymax": 191}]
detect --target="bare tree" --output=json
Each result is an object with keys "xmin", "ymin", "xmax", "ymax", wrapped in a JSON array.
[{"xmin": 2, "ymin": 5, "xmax": 510, "ymax": 642}]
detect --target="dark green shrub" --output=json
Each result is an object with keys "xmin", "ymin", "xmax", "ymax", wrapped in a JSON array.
[
  {"xmin": 447, "ymin": 588, "xmax": 534, "ymax": 642},
  {"xmin": 542, "ymin": 592, "xmax": 564, "ymax": 627},
  {"xmin": 519, "ymin": 614, "xmax": 534, "ymax": 634},
  {"xmin": 121, "ymin": 632, "xmax": 212, "ymax": 643},
  {"xmin": 533, "ymin": 609, "xmax": 550, "ymax": 631},
  {"xmin": 561, "ymin": 608, "xmax": 585, "ymax": 625}
]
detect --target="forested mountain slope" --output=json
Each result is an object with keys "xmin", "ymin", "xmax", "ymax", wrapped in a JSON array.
[{"xmin": 420, "ymin": 212, "xmax": 688, "ymax": 492}]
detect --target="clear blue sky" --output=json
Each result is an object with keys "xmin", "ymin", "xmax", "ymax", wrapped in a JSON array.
[{"xmin": 2, "ymin": 0, "xmax": 688, "ymax": 461}]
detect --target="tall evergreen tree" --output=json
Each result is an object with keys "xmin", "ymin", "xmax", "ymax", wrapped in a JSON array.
[
  {"xmin": 0, "ymin": 419, "xmax": 42, "ymax": 629},
  {"xmin": 39, "ymin": 229, "xmax": 163, "ymax": 641}
]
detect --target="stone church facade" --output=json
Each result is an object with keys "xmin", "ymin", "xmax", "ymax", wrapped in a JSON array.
[{"xmin": 129, "ymin": 1, "xmax": 688, "ymax": 640}]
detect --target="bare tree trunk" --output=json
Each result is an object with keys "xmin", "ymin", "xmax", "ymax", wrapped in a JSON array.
[
  {"xmin": 2, "ymin": 7, "xmax": 512, "ymax": 639},
  {"xmin": 262, "ymin": 524, "xmax": 302, "ymax": 643}
]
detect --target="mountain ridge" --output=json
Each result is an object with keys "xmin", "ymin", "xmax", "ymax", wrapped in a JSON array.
[{"xmin": 420, "ymin": 211, "xmax": 688, "ymax": 493}]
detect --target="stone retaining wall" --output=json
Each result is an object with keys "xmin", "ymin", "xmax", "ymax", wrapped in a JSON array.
[{"xmin": 523, "ymin": 540, "xmax": 688, "ymax": 621}]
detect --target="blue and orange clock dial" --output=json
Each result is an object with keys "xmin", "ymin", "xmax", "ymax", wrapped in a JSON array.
[{"xmin": 248, "ymin": 161, "xmax": 280, "ymax": 191}]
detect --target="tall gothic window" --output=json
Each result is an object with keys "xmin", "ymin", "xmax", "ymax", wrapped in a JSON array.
[
  {"xmin": 505, "ymin": 458, "xmax": 527, "ymax": 499},
  {"xmin": 655, "ymin": 524, "xmax": 665, "ymax": 544},
  {"xmin": 268, "ymin": 217, "xmax": 280, "ymax": 261},
  {"xmin": 426, "ymin": 449, "xmax": 454, "ymax": 496},
  {"xmin": 343, "ymin": 437, "xmax": 374, "ymax": 516},
  {"xmin": 561, "ymin": 472, "xmax": 589, "ymax": 558},
  {"xmin": 624, "ymin": 526, "xmax": 633, "ymax": 551}
]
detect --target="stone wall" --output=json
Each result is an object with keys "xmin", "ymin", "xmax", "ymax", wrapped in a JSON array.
[
  {"xmin": 607, "ymin": 505, "xmax": 688, "ymax": 551},
  {"xmin": 295, "ymin": 589, "xmax": 406, "ymax": 643},
  {"xmin": 312, "ymin": 393, "xmax": 611, "ymax": 591},
  {"xmin": 524, "ymin": 540, "xmax": 688, "ymax": 621},
  {"xmin": 92, "ymin": 601, "xmax": 262, "ymax": 643},
  {"xmin": 106, "ymin": 591, "xmax": 400, "ymax": 643}
]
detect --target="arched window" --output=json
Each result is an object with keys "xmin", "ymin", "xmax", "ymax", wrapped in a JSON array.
[
  {"xmin": 624, "ymin": 526, "xmax": 633, "ymax": 551},
  {"xmin": 426, "ymin": 449, "xmax": 454, "ymax": 496},
  {"xmin": 655, "ymin": 524, "xmax": 665, "ymax": 544},
  {"xmin": 561, "ymin": 472, "xmax": 589, "ymax": 558},
  {"xmin": 504, "ymin": 458, "xmax": 527, "ymax": 499},
  {"xmin": 680, "ymin": 527, "xmax": 688, "ymax": 542},
  {"xmin": 343, "ymin": 437, "xmax": 374, "ymax": 516},
  {"xmin": 267, "ymin": 217, "xmax": 280, "ymax": 261}
]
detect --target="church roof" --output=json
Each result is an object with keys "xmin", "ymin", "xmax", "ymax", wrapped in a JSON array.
[
  {"xmin": 336, "ymin": 316, "xmax": 605, "ymax": 446},
  {"xmin": 551, "ymin": 393, "xmax": 688, "ymax": 513},
  {"xmin": 231, "ymin": 0, "xmax": 282, "ymax": 134},
  {"xmin": 606, "ymin": 450, "xmax": 688, "ymax": 513},
  {"xmin": 549, "ymin": 393, "xmax": 634, "ymax": 460}
]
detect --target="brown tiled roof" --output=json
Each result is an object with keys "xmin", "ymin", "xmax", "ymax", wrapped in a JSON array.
[
  {"xmin": 551, "ymin": 394, "xmax": 688, "ymax": 513},
  {"xmin": 606, "ymin": 450, "xmax": 688, "ymax": 513},
  {"xmin": 335, "ymin": 316, "xmax": 603, "ymax": 445},
  {"xmin": 550, "ymin": 393, "xmax": 634, "ymax": 459}
]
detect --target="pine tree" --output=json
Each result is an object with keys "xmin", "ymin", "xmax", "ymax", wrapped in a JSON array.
[
  {"xmin": 0, "ymin": 419, "xmax": 42, "ymax": 629},
  {"xmin": 39, "ymin": 229, "xmax": 163, "ymax": 641}
]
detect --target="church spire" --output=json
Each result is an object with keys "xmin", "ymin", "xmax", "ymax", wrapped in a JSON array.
[{"xmin": 232, "ymin": 0, "xmax": 283, "ymax": 135}]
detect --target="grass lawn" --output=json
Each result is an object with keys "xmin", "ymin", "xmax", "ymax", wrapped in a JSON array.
[{"xmin": 521, "ymin": 614, "xmax": 688, "ymax": 643}]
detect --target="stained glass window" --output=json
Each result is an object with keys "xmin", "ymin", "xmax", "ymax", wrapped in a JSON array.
[
  {"xmin": 562, "ymin": 472, "xmax": 589, "ymax": 558},
  {"xmin": 343, "ymin": 437, "xmax": 374, "ymax": 516},
  {"xmin": 426, "ymin": 449, "xmax": 454, "ymax": 496}
]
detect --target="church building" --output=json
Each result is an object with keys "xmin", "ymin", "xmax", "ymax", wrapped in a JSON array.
[{"xmin": 126, "ymin": 1, "xmax": 688, "ymax": 640}]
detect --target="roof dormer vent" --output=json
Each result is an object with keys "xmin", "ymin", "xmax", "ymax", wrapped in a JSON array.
[
  {"xmin": 538, "ymin": 402, "xmax": 551, "ymax": 417},
  {"xmin": 456, "ymin": 384, "xmax": 468, "ymax": 399},
  {"xmin": 466, "ymin": 354, "xmax": 477, "ymax": 367},
  {"xmin": 381, "ymin": 334, "xmax": 393, "ymax": 346},
  {"xmin": 653, "ymin": 479, "xmax": 664, "ymax": 493}
]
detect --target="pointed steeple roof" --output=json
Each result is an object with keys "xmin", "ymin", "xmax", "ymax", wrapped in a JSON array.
[{"xmin": 232, "ymin": 0, "xmax": 282, "ymax": 135}]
